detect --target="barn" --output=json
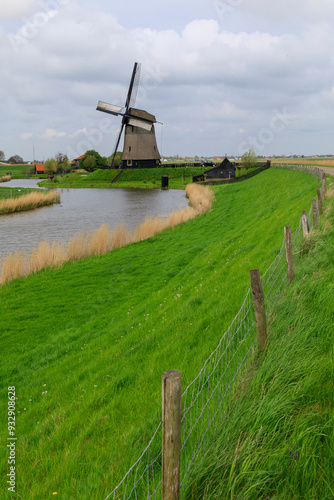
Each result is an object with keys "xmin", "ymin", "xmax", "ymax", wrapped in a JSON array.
[{"xmin": 193, "ymin": 158, "xmax": 236, "ymax": 182}]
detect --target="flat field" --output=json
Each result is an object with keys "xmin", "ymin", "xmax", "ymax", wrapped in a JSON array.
[
  {"xmin": 0, "ymin": 168, "xmax": 320, "ymax": 499},
  {"xmin": 273, "ymin": 157, "xmax": 334, "ymax": 168}
]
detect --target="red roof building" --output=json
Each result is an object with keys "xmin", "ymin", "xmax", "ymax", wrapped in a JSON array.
[
  {"xmin": 35, "ymin": 163, "xmax": 45, "ymax": 174},
  {"xmin": 71, "ymin": 154, "xmax": 85, "ymax": 169}
]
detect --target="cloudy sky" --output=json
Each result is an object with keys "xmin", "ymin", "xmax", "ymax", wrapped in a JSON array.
[{"xmin": 1, "ymin": 0, "xmax": 334, "ymax": 161}]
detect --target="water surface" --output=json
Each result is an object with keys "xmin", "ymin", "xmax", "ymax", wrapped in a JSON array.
[{"xmin": 0, "ymin": 179, "xmax": 188, "ymax": 257}]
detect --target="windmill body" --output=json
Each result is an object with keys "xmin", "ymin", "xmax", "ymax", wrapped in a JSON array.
[{"xmin": 97, "ymin": 63, "xmax": 161, "ymax": 168}]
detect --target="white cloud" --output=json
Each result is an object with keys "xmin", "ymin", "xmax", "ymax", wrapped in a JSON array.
[
  {"xmin": 1, "ymin": 0, "xmax": 38, "ymax": 19},
  {"xmin": 1, "ymin": 0, "xmax": 334, "ymax": 159},
  {"xmin": 21, "ymin": 132, "xmax": 34, "ymax": 140},
  {"xmin": 41, "ymin": 128, "xmax": 66, "ymax": 139}
]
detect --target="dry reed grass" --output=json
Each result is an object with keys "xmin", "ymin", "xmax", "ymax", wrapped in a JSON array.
[
  {"xmin": 0, "ymin": 184, "xmax": 214, "ymax": 285},
  {"xmin": 324, "ymin": 187, "xmax": 334, "ymax": 199},
  {"xmin": 0, "ymin": 175, "xmax": 12, "ymax": 183},
  {"xmin": 0, "ymin": 190, "xmax": 60, "ymax": 215}
]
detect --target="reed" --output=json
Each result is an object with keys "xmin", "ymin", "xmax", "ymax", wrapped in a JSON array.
[
  {"xmin": 0, "ymin": 174, "xmax": 11, "ymax": 183},
  {"xmin": 0, "ymin": 184, "xmax": 214, "ymax": 284},
  {"xmin": 0, "ymin": 190, "xmax": 60, "ymax": 215}
]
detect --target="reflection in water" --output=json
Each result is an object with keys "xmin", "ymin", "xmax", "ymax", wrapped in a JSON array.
[{"xmin": 0, "ymin": 179, "xmax": 189, "ymax": 257}]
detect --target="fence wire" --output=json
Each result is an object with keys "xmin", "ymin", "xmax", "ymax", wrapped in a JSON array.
[
  {"xmin": 104, "ymin": 423, "xmax": 162, "ymax": 500},
  {"xmin": 180, "ymin": 288, "xmax": 255, "ymax": 491},
  {"xmin": 104, "ymin": 164, "xmax": 322, "ymax": 500}
]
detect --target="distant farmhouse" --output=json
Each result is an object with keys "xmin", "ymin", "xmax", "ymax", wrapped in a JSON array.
[
  {"xmin": 193, "ymin": 158, "xmax": 236, "ymax": 182},
  {"xmin": 71, "ymin": 154, "xmax": 85, "ymax": 169},
  {"xmin": 35, "ymin": 163, "xmax": 45, "ymax": 174},
  {"xmin": 193, "ymin": 158, "xmax": 271, "ymax": 183}
]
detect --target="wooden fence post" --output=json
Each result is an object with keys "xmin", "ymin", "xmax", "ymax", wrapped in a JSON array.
[
  {"xmin": 250, "ymin": 269, "xmax": 267, "ymax": 352},
  {"xmin": 317, "ymin": 186, "xmax": 323, "ymax": 216},
  {"xmin": 322, "ymin": 172, "xmax": 327, "ymax": 199},
  {"xmin": 312, "ymin": 198, "xmax": 318, "ymax": 228},
  {"xmin": 162, "ymin": 370, "xmax": 182, "ymax": 500},
  {"xmin": 284, "ymin": 226, "xmax": 295, "ymax": 283},
  {"xmin": 301, "ymin": 210, "xmax": 309, "ymax": 238}
]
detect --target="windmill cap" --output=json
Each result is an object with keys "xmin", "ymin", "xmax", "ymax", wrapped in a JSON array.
[{"xmin": 129, "ymin": 108, "xmax": 156, "ymax": 123}]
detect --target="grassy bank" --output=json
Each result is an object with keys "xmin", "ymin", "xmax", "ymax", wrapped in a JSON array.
[
  {"xmin": 0, "ymin": 164, "xmax": 31, "ymax": 179},
  {"xmin": 39, "ymin": 166, "xmax": 207, "ymax": 189},
  {"xmin": 184, "ymin": 181, "xmax": 334, "ymax": 499},
  {"xmin": 0, "ymin": 168, "xmax": 321, "ymax": 499},
  {"xmin": 0, "ymin": 190, "xmax": 60, "ymax": 215}
]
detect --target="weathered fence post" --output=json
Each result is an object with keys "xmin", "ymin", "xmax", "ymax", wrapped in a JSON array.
[
  {"xmin": 312, "ymin": 198, "xmax": 318, "ymax": 228},
  {"xmin": 284, "ymin": 226, "xmax": 295, "ymax": 283},
  {"xmin": 162, "ymin": 370, "xmax": 182, "ymax": 500},
  {"xmin": 322, "ymin": 172, "xmax": 327, "ymax": 199},
  {"xmin": 301, "ymin": 210, "xmax": 309, "ymax": 238},
  {"xmin": 250, "ymin": 269, "xmax": 267, "ymax": 352},
  {"xmin": 317, "ymin": 186, "xmax": 323, "ymax": 216}
]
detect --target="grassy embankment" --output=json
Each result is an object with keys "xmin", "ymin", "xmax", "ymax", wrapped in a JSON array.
[
  {"xmin": 38, "ymin": 166, "xmax": 208, "ymax": 189},
  {"xmin": 0, "ymin": 190, "xmax": 60, "ymax": 215},
  {"xmin": 0, "ymin": 164, "xmax": 30, "ymax": 179},
  {"xmin": 39, "ymin": 165, "xmax": 262, "ymax": 190},
  {"xmin": 184, "ymin": 178, "xmax": 334, "ymax": 499},
  {"xmin": 0, "ymin": 168, "xmax": 323, "ymax": 499}
]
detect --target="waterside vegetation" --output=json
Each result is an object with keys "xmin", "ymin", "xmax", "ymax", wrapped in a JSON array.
[
  {"xmin": 0, "ymin": 183, "xmax": 213, "ymax": 284},
  {"xmin": 0, "ymin": 174, "xmax": 11, "ymax": 183},
  {"xmin": 0, "ymin": 168, "xmax": 328, "ymax": 499},
  {"xmin": 0, "ymin": 189, "xmax": 60, "ymax": 216}
]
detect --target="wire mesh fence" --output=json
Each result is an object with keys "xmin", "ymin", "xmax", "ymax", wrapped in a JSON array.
[
  {"xmin": 273, "ymin": 163, "xmax": 324, "ymax": 181},
  {"xmin": 179, "ymin": 288, "xmax": 256, "ymax": 494},
  {"xmin": 104, "ymin": 164, "xmax": 323, "ymax": 500}
]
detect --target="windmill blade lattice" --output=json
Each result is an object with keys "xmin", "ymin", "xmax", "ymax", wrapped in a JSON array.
[{"xmin": 125, "ymin": 62, "xmax": 141, "ymax": 111}]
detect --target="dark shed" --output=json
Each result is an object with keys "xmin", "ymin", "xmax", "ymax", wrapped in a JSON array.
[{"xmin": 204, "ymin": 158, "xmax": 236, "ymax": 180}]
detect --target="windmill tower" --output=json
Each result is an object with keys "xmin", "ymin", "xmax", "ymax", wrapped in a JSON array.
[{"xmin": 97, "ymin": 62, "xmax": 161, "ymax": 168}]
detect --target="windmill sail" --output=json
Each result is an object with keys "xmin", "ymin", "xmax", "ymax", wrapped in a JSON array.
[{"xmin": 96, "ymin": 101, "xmax": 123, "ymax": 115}]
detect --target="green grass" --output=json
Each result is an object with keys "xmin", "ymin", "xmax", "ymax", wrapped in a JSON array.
[
  {"xmin": 0, "ymin": 186, "xmax": 42, "ymax": 200},
  {"xmin": 0, "ymin": 164, "xmax": 31, "ymax": 179},
  {"xmin": 0, "ymin": 168, "xmax": 322, "ymax": 499},
  {"xmin": 39, "ymin": 167, "xmax": 207, "ymax": 189},
  {"xmin": 184, "ymin": 181, "xmax": 334, "ymax": 499}
]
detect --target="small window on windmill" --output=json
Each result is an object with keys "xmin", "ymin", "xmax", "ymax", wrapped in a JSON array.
[{"xmin": 129, "ymin": 146, "xmax": 131, "ymax": 152}]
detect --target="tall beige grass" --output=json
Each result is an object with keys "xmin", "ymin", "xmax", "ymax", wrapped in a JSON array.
[
  {"xmin": 0, "ymin": 175, "xmax": 12, "ymax": 183},
  {"xmin": 0, "ymin": 190, "xmax": 60, "ymax": 215},
  {"xmin": 0, "ymin": 183, "xmax": 214, "ymax": 285}
]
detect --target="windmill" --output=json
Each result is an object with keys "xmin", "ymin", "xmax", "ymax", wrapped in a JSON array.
[{"xmin": 97, "ymin": 62, "xmax": 161, "ymax": 169}]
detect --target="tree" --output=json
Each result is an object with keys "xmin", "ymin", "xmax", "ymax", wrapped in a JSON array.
[
  {"xmin": 241, "ymin": 148, "xmax": 258, "ymax": 171},
  {"xmin": 8, "ymin": 155, "xmax": 24, "ymax": 164},
  {"xmin": 55, "ymin": 152, "xmax": 70, "ymax": 173},
  {"xmin": 108, "ymin": 151, "xmax": 122, "ymax": 167},
  {"xmin": 0, "ymin": 151, "xmax": 5, "ymax": 162},
  {"xmin": 79, "ymin": 150, "xmax": 108, "ymax": 171},
  {"xmin": 44, "ymin": 158, "xmax": 57, "ymax": 180},
  {"xmin": 83, "ymin": 155, "xmax": 96, "ymax": 171}
]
